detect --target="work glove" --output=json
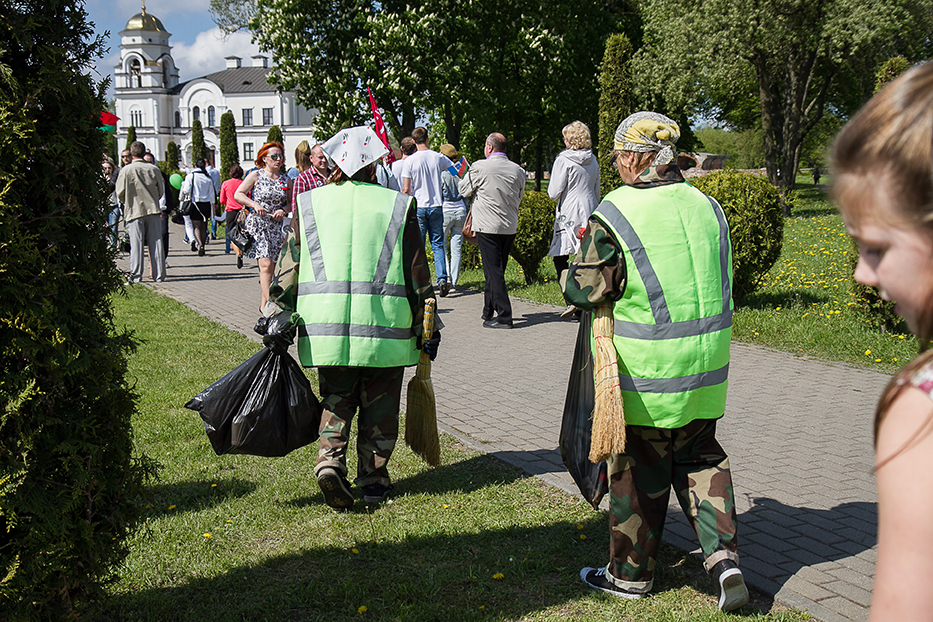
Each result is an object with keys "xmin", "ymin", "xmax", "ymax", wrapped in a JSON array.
[{"xmin": 421, "ymin": 330, "xmax": 441, "ymax": 361}]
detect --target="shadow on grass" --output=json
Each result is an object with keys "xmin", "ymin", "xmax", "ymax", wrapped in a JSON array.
[
  {"xmin": 286, "ymin": 454, "xmax": 527, "ymax": 512},
  {"xmin": 97, "ymin": 516, "xmax": 744, "ymax": 622},
  {"xmin": 143, "ymin": 476, "xmax": 257, "ymax": 518}
]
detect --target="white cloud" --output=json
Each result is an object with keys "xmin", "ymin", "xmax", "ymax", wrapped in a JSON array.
[{"xmin": 171, "ymin": 28, "xmax": 262, "ymax": 81}]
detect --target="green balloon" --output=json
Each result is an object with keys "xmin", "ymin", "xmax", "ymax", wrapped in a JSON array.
[{"xmin": 169, "ymin": 173, "xmax": 183, "ymax": 189}]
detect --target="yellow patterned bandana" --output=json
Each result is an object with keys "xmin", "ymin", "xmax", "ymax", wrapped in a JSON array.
[{"xmin": 613, "ymin": 112, "xmax": 680, "ymax": 165}]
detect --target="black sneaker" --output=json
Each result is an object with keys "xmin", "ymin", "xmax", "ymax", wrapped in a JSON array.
[
  {"xmin": 361, "ymin": 482, "xmax": 393, "ymax": 504},
  {"xmin": 317, "ymin": 467, "xmax": 354, "ymax": 510},
  {"xmin": 439, "ymin": 280, "xmax": 450, "ymax": 297},
  {"xmin": 579, "ymin": 567, "xmax": 646, "ymax": 599},
  {"xmin": 710, "ymin": 560, "xmax": 748, "ymax": 612}
]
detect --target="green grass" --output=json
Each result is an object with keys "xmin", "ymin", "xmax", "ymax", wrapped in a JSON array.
[
  {"xmin": 453, "ymin": 175, "xmax": 917, "ymax": 372},
  {"xmin": 98, "ymin": 286, "xmax": 808, "ymax": 621}
]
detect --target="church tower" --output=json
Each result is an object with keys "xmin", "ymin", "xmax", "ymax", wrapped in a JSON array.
[{"xmin": 113, "ymin": 3, "xmax": 179, "ymax": 155}]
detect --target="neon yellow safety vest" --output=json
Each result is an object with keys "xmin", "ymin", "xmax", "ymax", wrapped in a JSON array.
[
  {"xmin": 593, "ymin": 182, "xmax": 733, "ymax": 429},
  {"xmin": 294, "ymin": 181, "xmax": 420, "ymax": 368}
]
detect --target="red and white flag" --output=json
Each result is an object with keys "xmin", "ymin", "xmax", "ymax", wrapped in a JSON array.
[{"xmin": 367, "ymin": 87, "xmax": 395, "ymax": 165}]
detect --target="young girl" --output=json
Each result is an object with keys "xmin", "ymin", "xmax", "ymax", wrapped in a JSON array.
[{"xmin": 832, "ymin": 62, "xmax": 933, "ymax": 621}]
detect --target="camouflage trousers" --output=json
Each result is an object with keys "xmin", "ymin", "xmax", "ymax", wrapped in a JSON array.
[
  {"xmin": 605, "ymin": 418, "xmax": 739, "ymax": 593},
  {"xmin": 314, "ymin": 366, "xmax": 404, "ymax": 488}
]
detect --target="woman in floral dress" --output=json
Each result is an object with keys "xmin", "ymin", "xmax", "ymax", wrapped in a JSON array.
[{"xmin": 235, "ymin": 141, "xmax": 293, "ymax": 311}]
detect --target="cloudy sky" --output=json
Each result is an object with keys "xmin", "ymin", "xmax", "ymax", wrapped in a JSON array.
[{"xmin": 86, "ymin": 0, "xmax": 261, "ymax": 97}]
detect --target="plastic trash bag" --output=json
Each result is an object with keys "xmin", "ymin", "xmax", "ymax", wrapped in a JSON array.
[
  {"xmin": 559, "ymin": 310, "xmax": 608, "ymax": 509},
  {"xmin": 185, "ymin": 347, "xmax": 321, "ymax": 457}
]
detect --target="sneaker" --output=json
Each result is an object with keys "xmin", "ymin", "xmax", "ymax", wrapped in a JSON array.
[
  {"xmin": 711, "ymin": 560, "xmax": 748, "ymax": 612},
  {"xmin": 317, "ymin": 468, "xmax": 354, "ymax": 510},
  {"xmin": 361, "ymin": 482, "xmax": 393, "ymax": 504},
  {"xmin": 439, "ymin": 280, "xmax": 450, "ymax": 297},
  {"xmin": 198, "ymin": 246, "xmax": 205, "ymax": 257},
  {"xmin": 190, "ymin": 240, "xmax": 197, "ymax": 252},
  {"xmin": 579, "ymin": 567, "xmax": 646, "ymax": 599}
]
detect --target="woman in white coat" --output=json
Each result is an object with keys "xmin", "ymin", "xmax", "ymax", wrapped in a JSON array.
[{"xmin": 548, "ymin": 121, "xmax": 600, "ymax": 317}]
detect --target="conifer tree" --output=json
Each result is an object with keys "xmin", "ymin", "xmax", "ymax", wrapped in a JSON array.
[
  {"xmin": 220, "ymin": 111, "xmax": 239, "ymax": 181},
  {"xmin": 165, "ymin": 141, "xmax": 180, "ymax": 171},
  {"xmin": 191, "ymin": 119, "xmax": 208, "ymax": 163},
  {"xmin": 125, "ymin": 125, "xmax": 137, "ymax": 148},
  {"xmin": 266, "ymin": 124, "xmax": 283, "ymax": 145},
  {"xmin": 0, "ymin": 1, "xmax": 150, "ymax": 617},
  {"xmin": 597, "ymin": 34, "xmax": 635, "ymax": 199}
]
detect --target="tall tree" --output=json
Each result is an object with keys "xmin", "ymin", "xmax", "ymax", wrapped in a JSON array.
[
  {"xmin": 220, "ymin": 111, "xmax": 239, "ymax": 182},
  {"xmin": 191, "ymin": 119, "xmax": 207, "ymax": 163},
  {"xmin": 637, "ymin": 0, "xmax": 933, "ymax": 213},
  {"xmin": 266, "ymin": 124, "xmax": 283, "ymax": 145},
  {"xmin": 597, "ymin": 33, "xmax": 636, "ymax": 198},
  {"xmin": 0, "ymin": 0, "xmax": 149, "ymax": 616},
  {"xmin": 125, "ymin": 125, "xmax": 136, "ymax": 148},
  {"xmin": 165, "ymin": 140, "xmax": 180, "ymax": 171}
]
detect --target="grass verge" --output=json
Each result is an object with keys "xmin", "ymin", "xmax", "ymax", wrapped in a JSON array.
[{"xmin": 98, "ymin": 286, "xmax": 808, "ymax": 621}]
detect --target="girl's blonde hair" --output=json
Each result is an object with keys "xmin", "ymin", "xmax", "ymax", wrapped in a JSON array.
[
  {"xmin": 831, "ymin": 62, "xmax": 933, "ymax": 448},
  {"xmin": 562, "ymin": 121, "xmax": 591, "ymax": 150}
]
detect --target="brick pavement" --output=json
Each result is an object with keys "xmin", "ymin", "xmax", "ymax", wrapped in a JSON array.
[{"xmin": 122, "ymin": 222, "xmax": 887, "ymax": 621}]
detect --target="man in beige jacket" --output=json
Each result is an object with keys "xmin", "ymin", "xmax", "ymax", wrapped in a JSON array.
[
  {"xmin": 458, "ymin": 132, "xmax": 525, "ymax": 328},
  {"xmin": 116, "ymin": 141, "xmax": 165, "ymax": 283}
]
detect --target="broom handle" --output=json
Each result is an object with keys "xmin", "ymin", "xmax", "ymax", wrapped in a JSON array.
[{"xmin": 415, "ymin": 298, "xmax": 436, "ymax": 379}]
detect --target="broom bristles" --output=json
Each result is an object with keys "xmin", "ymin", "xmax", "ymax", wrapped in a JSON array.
[
  {"xmin": 590, "ymin": 304, "xmax": 626, "ymax": 463},
  {"xmin": 404, "ymin": 299, "xmax": 441, "ymax": 467}
]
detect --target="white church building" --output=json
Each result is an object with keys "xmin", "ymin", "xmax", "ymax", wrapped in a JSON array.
[{"xmin": 112, "ymin": 6, "xmax": 318, "ymax": 169}]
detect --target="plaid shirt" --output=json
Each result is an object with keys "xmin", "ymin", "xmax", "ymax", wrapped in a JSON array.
[{"xmin": 291, "ymin": 167, "xmax": 328, "ymax": 213}]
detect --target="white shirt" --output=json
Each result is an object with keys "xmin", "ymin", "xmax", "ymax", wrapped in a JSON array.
[
  {"xmin": 403, "ymin": 149, "xmax": 453, "ymax": 208},
  {"xmin": 391, "ymin": 158, "xmax": 407, "ymax": 182}
]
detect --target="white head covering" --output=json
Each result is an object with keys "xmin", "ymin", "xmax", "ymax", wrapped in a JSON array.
[
  {"xmin": 321, "ymin": 126, "xmax": 388, "ymax": 177},
  {"xmin": 613, "ymin": 111, "xmax": 680, "ymax": 166}
]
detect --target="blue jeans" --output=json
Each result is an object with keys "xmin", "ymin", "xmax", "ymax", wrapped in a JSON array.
[
  {"xmin": 108, "ymin": 205, "xmax": 121, "ymax": 248},
  {"xmin": 417, "ymin": 206, "xmax": 448, "ymax": 283},
  {"xmin": 442, "ymin": 207, "xmax": 466, "ymax": 286}
]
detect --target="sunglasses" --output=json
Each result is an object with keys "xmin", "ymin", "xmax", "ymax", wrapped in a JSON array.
[{"xmin": 268, "ymin": 154, "xmax": 283, "ymax": 160}]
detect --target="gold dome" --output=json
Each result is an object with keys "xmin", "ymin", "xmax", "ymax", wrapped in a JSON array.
[{"xmin": 124, "ymin": 11, "xmax": 168, "ymax": 33}]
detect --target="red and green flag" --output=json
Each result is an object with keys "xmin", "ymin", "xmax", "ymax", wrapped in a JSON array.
[{"xmin": 99, "ymin": 111, "xmax": 119, "ymax": 133}]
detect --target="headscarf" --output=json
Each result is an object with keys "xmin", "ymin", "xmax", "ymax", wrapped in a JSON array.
[
  {"xmin": 321, "ymin": 126, "xmax": 388, "ymax": 177},
  {"xmin": 296, "ymin": 140, "xmax": 312, "ymax": 155},
  {"xmin": 613, "ymin": 112, "xmax": 680, "ymax": 166}
]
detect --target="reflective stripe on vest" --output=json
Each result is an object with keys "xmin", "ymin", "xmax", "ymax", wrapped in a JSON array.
[
  {"xmin": 295, "ymin": 184, "xmax": 417, "ymax": 367},
  {"xmin": 594, "ymin": 195, "xmax": 732, "ymax": 341}
]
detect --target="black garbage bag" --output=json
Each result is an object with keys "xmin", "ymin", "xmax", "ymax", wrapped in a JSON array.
[
  {"xmin": 559, "ymin": 310, "xmax": 608, "ymax": 509},
  {"xmin": 185, "ymin": 347, "xmax": 321, "ymax": 457}
]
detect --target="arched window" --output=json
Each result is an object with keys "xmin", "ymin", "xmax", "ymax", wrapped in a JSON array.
[
  {"xmin": 193, "ymin": 106, "xmax": 200, "ymax": 122},
  {"xmin": 129, "ymin": 58, "xmax": 141, "ymax": 88},
  {"xmin": 208, "ymin": 106, "xmax": 216, "ymax": 127},
  {"xmin": 175, "ymin": 111, "xmax": 181, "ymax": 128}
]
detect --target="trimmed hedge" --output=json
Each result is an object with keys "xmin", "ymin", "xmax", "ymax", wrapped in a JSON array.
[
  {"xmin": 0, "ymin": 3, "xmax": 152, "ymax": 618},
  {"xmin": 690, "ymin": 171, "xmax": 784, "ymax": 302},
  {"xmin": 509, "ymin": 191, "xmax": 556, "ymax": 285}
]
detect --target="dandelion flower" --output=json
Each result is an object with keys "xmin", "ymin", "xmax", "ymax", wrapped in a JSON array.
[
  {"xmin": 577, "ymin": 524, "xmax": 584, "ymax": 530},
  {"xmin": 865, "ymin": 349, "xmax": 872, "ymax": 355},
  {"xmin": 493, "ymin": 573, "xmax": 504, "ymax": 580},
  {"xmin": 358, "ymin": 605, "xmax": 367, "ymax": 614},
  {"xmin": 442, "ymin": 504, "xmax": 449, "ymax": 509},
  {"xmin": 580, "ymin": 534, "xmax": 587, "ymax": 540},
  {"xmin": 352, "ymin": 548, "xmax": 360, "ymax": 554},
  {"xmin": 203, "ymin": 533, "xmax": 212, "ymax": 539},
  {"xmin": 168, "ymin": 505, "xmax": 176, "ymax": 510},
  {"xmin": 875, "ymin": 359, "xmax": 882, "ymax": 363},
  {"xmin": 211, "ymin": 483, "xmax": 217, "ymax": 488}
]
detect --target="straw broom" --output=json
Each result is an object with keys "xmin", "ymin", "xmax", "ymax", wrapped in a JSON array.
[
  {"xmin": 589, "ymin": 303, "xmax": 626, "ymax": 463},
  {"xmin": 405, "ymin": 298, "xmax": 441, "ymax": 467}
]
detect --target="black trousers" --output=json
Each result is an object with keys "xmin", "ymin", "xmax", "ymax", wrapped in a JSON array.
[{"xmin": 476, "ymin": 231, "xmax": 515, "ymax": 324}]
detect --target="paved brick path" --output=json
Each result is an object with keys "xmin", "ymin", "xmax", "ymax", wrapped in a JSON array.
[{"xmin": 122, "ymin": 223, "xmax": 887, "ymax": 621}]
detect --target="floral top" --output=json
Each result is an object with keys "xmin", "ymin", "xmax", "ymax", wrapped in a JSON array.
[{"xmin": 910, "ymin": 359, "xmax": 933, "ymax": 399}]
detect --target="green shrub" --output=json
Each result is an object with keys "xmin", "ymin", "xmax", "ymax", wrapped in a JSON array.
[
  {"xmin": 509, "ymin": 191, "xmax": 556, "ymax": 285},
  {"xmin": 0, "ymin": 3, "xmax": 152, "ymax": 618},
  {"xmin": 220, "ymin": 111, "xmax": 239, "ymax": 182},
  {"xmin": 191, "ymin": 119, "xmax": 207, "ymax": 163},
  {"xmin": 165, "ymin": 141, "xmax": 181, "ymax": 172},
  {"xmin": 846, "ymin": 239, "xmax": 901, "ymax": 331},
  {"xmin": 266, "ymin": 125, "xmax": 283, "ymax": 145},
  {"xmin": 125, "ymin": 125, "xmax": 136, "ymax": 148},
  {"xmin": 690, "ymin": 171, "xmax": 784, "ymax": 302}
]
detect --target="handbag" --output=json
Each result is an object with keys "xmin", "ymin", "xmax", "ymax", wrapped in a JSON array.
[
  {"xmin": 229, "ymin": 210, "xmax": 253, "ymax": 253},
  {"xmin": 462, "ymin": 209, "xmax": 477, "ymax": 245},
  {"xmin": 178, "ymin": 199, "xmax": 195, "ymax": 217}
]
